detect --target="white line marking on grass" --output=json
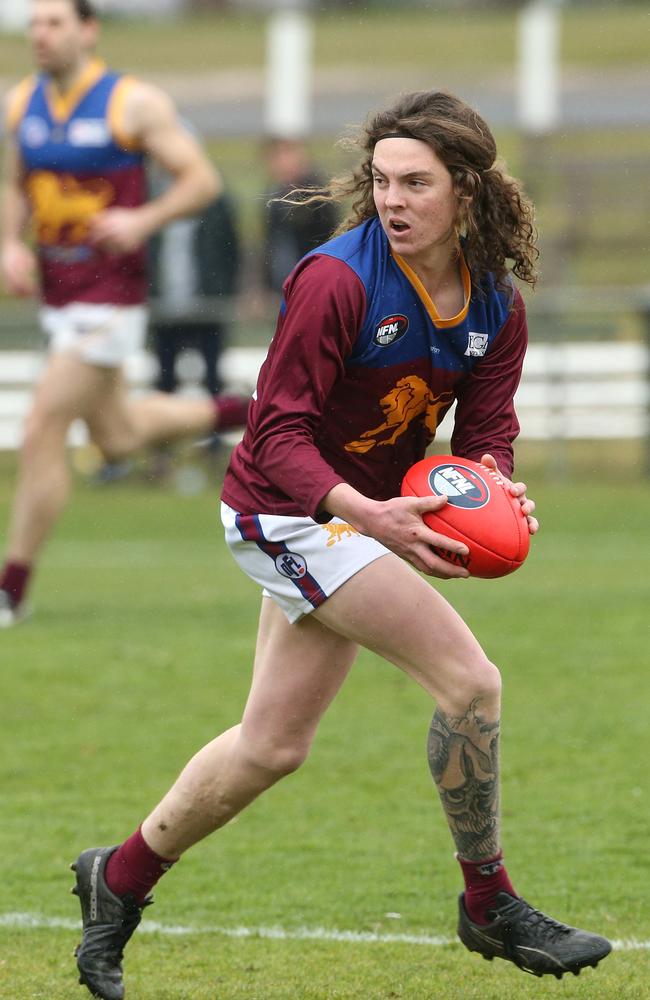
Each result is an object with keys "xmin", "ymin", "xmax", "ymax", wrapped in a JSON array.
[
  {"xmin": 0, "ymin": 913, "xmax": 647, "ymax": 951},
  {"xmin": 0, "ymin": 913, "xmax": 453, "ymax": 945}
]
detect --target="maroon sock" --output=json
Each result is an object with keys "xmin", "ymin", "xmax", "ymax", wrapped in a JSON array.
[
  {"xmin": 213, "ymin": 394, "xmax": 250, "ymax": 431},
  {"xmin": 458, "ymin": 852, "xmax": 517, "ymax": 925},
  {"xmin": 105, "ymin": 827, "xmax": 178, "ymax": 903},
  {"xmin": 0, "ymin": 560, "xmax": 32, "ymax": 608}
]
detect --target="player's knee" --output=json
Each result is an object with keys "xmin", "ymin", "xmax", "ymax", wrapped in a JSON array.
[
  {"xmin": 475, "ymin": 658, "xmax": 502, "ymax": 701},
  {"xmin": 266, "ymin": 739, "xmax": 311, "ymax": 778},
  {"xmin": 89, "ymin": 418, "xmax": 138, "ymax": 460},
  {"xmin": 445, "ymin": 656, "xmax": 502, "ymax": 715},
  {"xmin": 90, "ymin": 427, "xmax": 124, "ymax": 459},
  {"xmin": 272, "ymin": 745, "xmax": 309, "ymax": 777},
  {"xmin": 242, "ymin": 735, "xmax": 311, "ymax": 779}
]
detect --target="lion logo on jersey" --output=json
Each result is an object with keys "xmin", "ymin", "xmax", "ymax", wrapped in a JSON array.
[
  {"xmin": 27, "ymin": 171, "xmax": 114, "ymax": 245},
  {"xmin": 345, "ymin": 377, "xmax": 454, "ymax": 454}
]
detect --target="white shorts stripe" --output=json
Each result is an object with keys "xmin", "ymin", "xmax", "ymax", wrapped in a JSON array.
[{"xmin": 221, "ymin": 502, "xmax": 390, "ymax": 623}]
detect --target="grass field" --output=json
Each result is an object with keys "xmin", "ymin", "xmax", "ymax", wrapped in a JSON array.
[
  {"xmin": 1, "ymin": 6, "xmax": 648, "ymax": 77},
  {"xmin": 1, "ymin": 450, "xmax": 649, "ymax": 998}
]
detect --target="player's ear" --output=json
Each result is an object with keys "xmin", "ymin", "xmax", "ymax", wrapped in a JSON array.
[
  {"xmin": 451, "ymin": 166, "xmax": 480, "ymax": 202},
  {"xmin": 81, "ymin": 16, "xmax": 100, "ymax": 52}
]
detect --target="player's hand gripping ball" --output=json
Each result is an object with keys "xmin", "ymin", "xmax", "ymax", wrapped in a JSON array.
[{"xmin": 401, "ymin": 455, "xmax": 530, "ymax": 578}]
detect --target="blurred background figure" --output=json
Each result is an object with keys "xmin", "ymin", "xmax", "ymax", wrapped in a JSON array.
[
  {"xmin": 0, "ymin": 0, "xmax": 248, "ymax": 625},
  {"xmin": 261, "ymin": 135, "xmax": 339, "ymax": 296},
  {"xmin": 148, "ymin": 153, "xmax": 241, "ymax": 399},
  {"xmin": 93, "ymin": 167, "xmax": 242, "ymax": 484}
]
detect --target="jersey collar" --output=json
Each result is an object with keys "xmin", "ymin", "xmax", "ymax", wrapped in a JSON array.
[
  {"xmin": 45, "ymin": 57, "xmax": 106, "ymax": 123},
  {"xmin": 392, "ymin": 250, "xmax": 471, "ymax": 328}
]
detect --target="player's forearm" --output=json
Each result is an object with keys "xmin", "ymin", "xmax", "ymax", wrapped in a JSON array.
[
  {"xmin": 318, "ymin": 483, "xmax": 379, "ymax": 534},
  {"xmin": 137, "ymin": 161, "xmax": 221, "ymax": 238},
  {"xmin": 1, "ymin": 184, "xmax": 31, "ymax": 248}
]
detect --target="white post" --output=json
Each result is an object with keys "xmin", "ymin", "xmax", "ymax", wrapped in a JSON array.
[
  {"xmin": 517, "ymin": 0, "xmax": 560, "ymax": 134},
  {"xmin": 265, "ymin": 7, "xmax": 313, "ymax": 137},
  {"xmin": 0, "ymin": 0, "xmax": 28, "ymax": 31}
]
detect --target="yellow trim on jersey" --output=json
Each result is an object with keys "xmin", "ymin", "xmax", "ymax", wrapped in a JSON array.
[
  {"xmin": 107, "ymin": 76, "xmax": 142, "ymax": 152},
  {"xmin": 393, "ymin": 251, "xmax": 471, "ymax": 328},
  {"xmin": 5, "ymin": 75, "xmax": 37, "ymax": 132},
  {"xmin": 45, "ymin": 57, "xmax": 106, "ymax": 123}
]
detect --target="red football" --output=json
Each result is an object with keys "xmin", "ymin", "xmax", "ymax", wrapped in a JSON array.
[{"xmin": 401, "ymin": 454, "xmax": 530, "ymax": 578}]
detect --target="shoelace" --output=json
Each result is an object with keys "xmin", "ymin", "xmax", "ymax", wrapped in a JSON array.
[
  {"xmin": 497, "ymin": 899, "xmax": 571, "ymax": 973},
  {"xmin": 514, "ymin": 899, "xmax": 572, "ymax": 939},
  {"xmin": 119, "ymin": 894, "xmax": 153, "ymax": 927}
]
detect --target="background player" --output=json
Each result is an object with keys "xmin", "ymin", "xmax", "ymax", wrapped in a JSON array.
[
  {"xmin": 70, "ymin": 90, "xmax": 611, "ymax": 998},
  {"xmin": 261, "ymin": 134, "xmax": 339, "ymax": 295},
  {"xmin": 0, "ymin": 0, "xmax": 248, "ymax": 625}
]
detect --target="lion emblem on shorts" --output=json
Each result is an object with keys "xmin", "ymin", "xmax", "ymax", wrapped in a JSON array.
[
  {"xmin": 345, "ymin": 377, "xmax": 454, "ymax": 453},
  {"xmin": 323, "ymin": 523, "xmax": 360, "ymax": 547}
]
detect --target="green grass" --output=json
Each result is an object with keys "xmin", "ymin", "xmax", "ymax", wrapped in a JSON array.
[
  {"xmin": 0, "ymin": 450, "xmax": 649, "ymax": 997},
  {"xmin": 1, "ymin": 6, "xmax": 648, "ymax": 77}
]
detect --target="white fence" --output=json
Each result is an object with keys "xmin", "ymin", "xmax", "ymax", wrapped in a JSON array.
[{"xmin": 0, "ymin": 342, "xmax": 647, "ymax": 451}]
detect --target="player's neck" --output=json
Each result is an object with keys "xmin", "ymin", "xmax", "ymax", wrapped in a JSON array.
[
  {"xmin": 48, "ymin": 53, "xmax": 95, "ymax": 98},
  {"xmin": 409, "ymin": 249, "xmax": 465, "ymax": 318}
]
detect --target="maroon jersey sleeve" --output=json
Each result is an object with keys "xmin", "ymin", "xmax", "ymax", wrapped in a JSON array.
[
  {"xmin": 451, "ymin": 288, "xmax": 528, "ymax": 479},
  {"xmin": 244, "ymin": 254, "xmax": 367, "ymax": 517}
]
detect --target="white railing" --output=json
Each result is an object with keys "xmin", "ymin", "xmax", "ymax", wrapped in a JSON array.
[{"xmin": 0, "ymin": 342, "xmax": 647, "ymax": 450}]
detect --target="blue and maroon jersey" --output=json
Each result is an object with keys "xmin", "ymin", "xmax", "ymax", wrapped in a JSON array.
[
  {"xmin": 7, "ymin": 59, "xmax": 147, "ymax": 306},
  {"xmin": 222, "ymin": 216, "xmax": 528, "ymax": 518}
]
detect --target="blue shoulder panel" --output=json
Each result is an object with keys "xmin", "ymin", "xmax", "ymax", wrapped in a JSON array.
[
  {"xmin": 17, "ymin": 71, "xmax": 143, "ymax": 174},
  {"xmin": 310, "ymin": 218, "xmax": 512, "ymax": 376}
]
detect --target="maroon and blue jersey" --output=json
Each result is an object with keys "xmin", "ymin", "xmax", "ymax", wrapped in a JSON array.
[
  {"xmin": 8, "ymin": 59, "xmax": 147, "ymax": 306},
  {"xmin": 222, "ymin": 216, "xmax": 527, "ymax": 518}
]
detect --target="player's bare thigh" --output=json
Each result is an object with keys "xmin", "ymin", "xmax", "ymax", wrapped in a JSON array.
[
  {"xmin": 84, "ymin": 366, "xmax": 141, "ymax": 454},
  {"xmin": 239, "ymin": 596, "xmax": 358, "ymax": 758},
  {"xmin": 312, "ymin": 552, "xmax": 496, "ymax": 711},
  {"xmin": 27, "ymin": 351, "xmax": 123, "ymax": 427}
]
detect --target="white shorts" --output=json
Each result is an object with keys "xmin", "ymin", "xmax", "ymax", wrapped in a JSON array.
[
  {"xmin": 221, "ymin": 502, "xmax": 390, "ymax": 624},
  {"xmin": 40, "ymin": 303, "xmax": 148, "ymax": 368}
]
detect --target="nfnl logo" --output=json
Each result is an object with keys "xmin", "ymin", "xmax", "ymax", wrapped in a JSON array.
[
  {"xmin": 275, "ymin": 552, "xmax": 307, "ymax": 578},
  {"xmin": 427, "ymin": 463, "xmax": 490, "ymax": 510},
  {"xmin": 374, "ymin": 314, "xmax": 409, "ymax": 346}
]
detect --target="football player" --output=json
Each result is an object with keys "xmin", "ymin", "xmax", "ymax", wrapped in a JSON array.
[
  {"xmin": 0, "ymin": 0, "xmax": 249, "ymax": 626},
  {"xmin": 71, "ymin": 89, "xmax": 611, "ymax": 999}
]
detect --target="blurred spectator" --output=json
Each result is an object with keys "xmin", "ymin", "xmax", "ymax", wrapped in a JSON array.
[
  {"xmin": 262, "ymin": 136, "xmax": 339, "ymax": 295},
  {"xmin": 148, "ymin": 186, "xmax": 241, "ymax": 397}
]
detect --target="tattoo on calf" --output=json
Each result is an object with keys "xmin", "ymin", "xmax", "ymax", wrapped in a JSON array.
[{"xmin": 427, "ymin": 700, "xmax": 500, "ymax": 860}]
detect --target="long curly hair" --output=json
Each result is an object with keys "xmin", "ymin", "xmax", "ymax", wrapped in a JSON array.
[{"xmin": 323, "ymin": 90, "xmax": 538, "ymax": 289}]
